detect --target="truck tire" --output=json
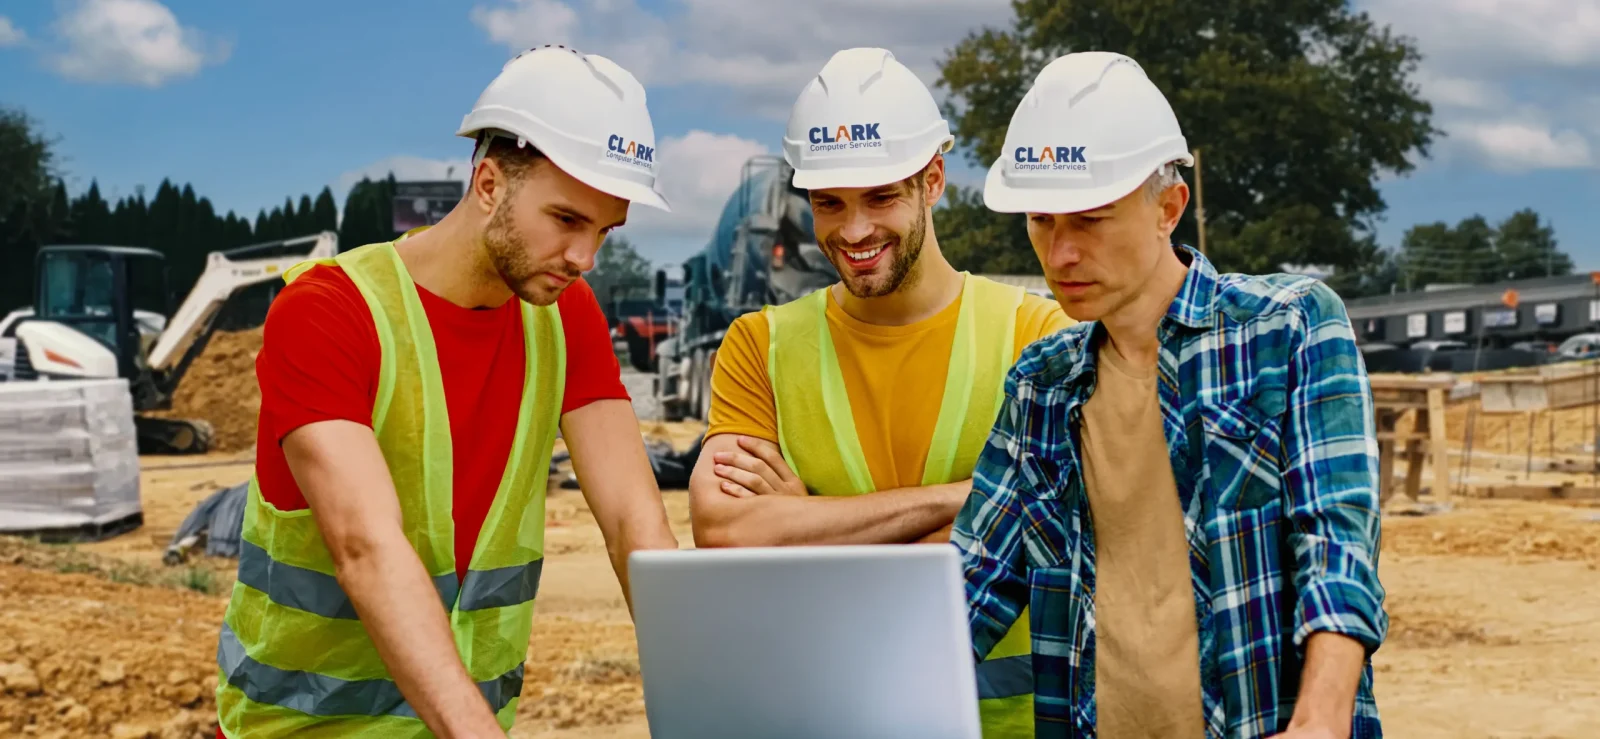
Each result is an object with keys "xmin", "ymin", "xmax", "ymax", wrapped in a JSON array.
[
  {"xmin": 686, "ymin": 349, "xmax": 706, "ymax": 421},
  {"xmin": 627, "ymin": 334, "xmax": 655, "ymax": 373},
  {"xmin": 695, "ymin": 349, "xmax": 717, "ymax": 421}
]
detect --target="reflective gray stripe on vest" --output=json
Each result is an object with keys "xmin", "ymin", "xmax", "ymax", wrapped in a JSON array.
[
  {"xmin": 237, "ymin": 539, "xmax": 459, "ymax": 619},
  {"xmin": 218, "ymin": 623, "xmax": 524, "ymax": 718},
  {"xmin": 458, "ymin": 558, "xmax": 543, "ymax": 611},
  {"xmin": 975, "ymin": 654, "xmax": 1033, "ymax": 700}
]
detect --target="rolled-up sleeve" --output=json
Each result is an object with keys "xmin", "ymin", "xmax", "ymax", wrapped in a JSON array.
[
  {"xmin": 1281, "ymin": 281, "xmax": 1388, "ymax": 655},
  {"xmin": 952, "ymin": 369, "xmax": 1035, "ymax": 662}
]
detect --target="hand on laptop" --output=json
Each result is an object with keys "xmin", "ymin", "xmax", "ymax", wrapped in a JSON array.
[{"xmin": 711, "ymin": 436, "xmax": 808, "ymax": 498}]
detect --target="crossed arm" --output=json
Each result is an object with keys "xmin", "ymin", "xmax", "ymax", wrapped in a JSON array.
[{"xmin": 687, "ymin": 433, "xmax": 967, "ymax": 548}]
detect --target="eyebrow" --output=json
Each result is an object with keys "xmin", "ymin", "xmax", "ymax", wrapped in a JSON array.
[{"xmin": 551, "ymin": 204, "xmax": 625, "ymax": 229}]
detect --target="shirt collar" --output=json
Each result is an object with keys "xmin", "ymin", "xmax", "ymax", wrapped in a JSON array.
[{"xmin": 1166, "ymin": 244, "xmax": 1218, "ymax": 330}]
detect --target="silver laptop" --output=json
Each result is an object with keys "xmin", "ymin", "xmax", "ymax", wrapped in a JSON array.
[{"xmin": 628, "ymin": 544, "xmax": 983, "ymax": 739}]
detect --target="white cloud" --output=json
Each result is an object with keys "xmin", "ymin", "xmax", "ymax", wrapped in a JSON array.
[
  {"xmin": 1358, "ymin": 0, "xmax": 1600, "ymax": 172},
  {"xmin": 1363, "ymin": 0, "xmax": 1600, "ymax": 74},
  {"xmin": 1454, "ymin": 121, "xmax": 1594, "ymax": 171},
  {"xmin": 624, "ymin": 130, "xmax": 771, "ymax": 240},
  {"xmin": 0, "ymin": 16, "xmax": 26, "ymax": 47},
  {"xmin": 49, "ymin": 0, "xmax": 227, "ymax": 86},
  {"xmin": 469, "ymin": 0, "xmax": 1012, "ymax": 117}
]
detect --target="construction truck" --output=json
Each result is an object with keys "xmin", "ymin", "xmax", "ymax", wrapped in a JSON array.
[
  {"xmin": 6, "ymin": 232, "xmax": 338, "ymax": 454},
  {"xmin": 653, "ymin": 156, "xmax": 838, "ymax": 421}
]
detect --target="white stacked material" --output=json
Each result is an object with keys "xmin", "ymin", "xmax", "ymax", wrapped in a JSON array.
[{"xmin": 0, "ymin": 379, "xmax": 141, "ymax": 534}]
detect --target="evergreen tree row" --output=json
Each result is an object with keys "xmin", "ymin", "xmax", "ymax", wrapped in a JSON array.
[{"xmin": 1, "ymin": 171, "xmax": 405, "ymax": 317}]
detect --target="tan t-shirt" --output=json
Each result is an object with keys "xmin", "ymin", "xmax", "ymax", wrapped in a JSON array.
[{"xmin": 1079, "ymin": 341, "xmax": 1205, "ymax": 739}]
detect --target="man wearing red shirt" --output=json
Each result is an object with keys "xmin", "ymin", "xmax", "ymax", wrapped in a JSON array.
[{"xmin": 214, "ymin": 46, "xmax": 680, "ymax": 738}]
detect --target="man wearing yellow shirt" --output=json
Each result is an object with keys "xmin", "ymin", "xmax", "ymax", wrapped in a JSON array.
[{"xmin": 686, "ymin": 47, "xmax": 1073, "ymax": 737}]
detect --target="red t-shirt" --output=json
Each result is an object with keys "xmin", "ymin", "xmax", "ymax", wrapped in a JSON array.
[{"xmin": 253, "ymin": 264, "xmax": 628, "ymax": 581}]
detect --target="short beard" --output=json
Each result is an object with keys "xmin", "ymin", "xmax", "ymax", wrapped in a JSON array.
[
  {"xmin": 482, "ymin": 194, "xmax": 576, "ymax": 307},
  {"xmin": 832, "ymin": 189, "xmax": 927, "ymax": 299}
]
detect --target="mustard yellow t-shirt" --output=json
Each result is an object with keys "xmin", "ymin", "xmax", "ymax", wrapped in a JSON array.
[{"xmin": 707, "ymin": 282, "xmax": 1075, "ymax": 491}]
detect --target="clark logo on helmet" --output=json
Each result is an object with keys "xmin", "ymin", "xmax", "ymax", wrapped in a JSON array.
[
  {"xmin": 606, "ymin": 135, "xmax": 655, "ymax": 170},
  {"xmin": 983, "ymin": 51, "xmax": 1191, "ymax": 215},
  {"xmin": 807, "ymin": 123, "xmax": 884, "ymax": 152},
  {"xmin": 1013, "ymin": 145, "xmax": 1088, "ymax": 172},
  {"xmin": 782, "ymin": 47, "xmax": 954, "ymax": 190}
]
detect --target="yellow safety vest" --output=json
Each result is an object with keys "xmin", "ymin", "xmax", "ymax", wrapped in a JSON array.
[
  {"xmin": 214, "ymin": 240, "xmax": 565, "ymax": 737},
  {"xmin": 765, "ymin": 273, "xmax": 1037, "ymax": 738}
]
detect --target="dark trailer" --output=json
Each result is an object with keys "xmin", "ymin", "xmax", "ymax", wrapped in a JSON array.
[{"xmin": 1343, "ymin": 273, "xmax": 1600, "ymax": 350}]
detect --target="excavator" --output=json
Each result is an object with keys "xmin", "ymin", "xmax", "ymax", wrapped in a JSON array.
[{"xmin": 5, "ymin": 231, "xmax": 338, "ymax": 454}]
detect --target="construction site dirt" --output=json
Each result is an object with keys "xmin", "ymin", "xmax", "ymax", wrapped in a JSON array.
[{"xmin": 3, "ymin": 333, "xmax": 1599, "ymax": 736}]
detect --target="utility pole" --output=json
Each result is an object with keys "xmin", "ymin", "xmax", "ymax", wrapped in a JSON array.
[{"xmin": 1193, "ymin": 148, "xmax": 1207, "ymax": 256}]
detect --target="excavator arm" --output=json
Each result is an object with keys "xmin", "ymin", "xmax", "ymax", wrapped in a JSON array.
[{"xmin": 146, "ymin": 231, "xmax": 337, "ymax": 380}]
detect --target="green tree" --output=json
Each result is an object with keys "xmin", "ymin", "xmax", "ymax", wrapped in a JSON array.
[
  {"xmin": 1395, "ymin": 211, "xmax": 1571, "ymax": 289},
  {"xmin": 933, "ymin": 0, "xmax": 1439, "ymax": 275},
  {"xmin": 1494, "ymin": 208, "xmax": 1569, "ymax": 280},
  {"xmin": 0, "ymin": 106, "xmax": 58, "ymax": 312},
  {"xmin": 338, "ymin": 174, "xmax": 399, "ymax": 252},
  {"xmin": 585, "ymin": 234, "xmax": 653, "ymax": 313},
  {"xmin": 312, "ymin": 187, "xmax": 339, "ymax": 232}
]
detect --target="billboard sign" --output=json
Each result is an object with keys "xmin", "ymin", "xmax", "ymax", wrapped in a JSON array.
[
  {"xmin": 1536, "ymin": 303, "xmax": 1559, "ymax": 325},
  {"xmin": 1482, "ymin": 307, "xmax": 1517, "ymax": 329},
  {"xmin": 1443, "ymin": 311, "xmax": 1467, "ymax": 334},
  {"xmin": 393, "ymin": 181, "xmax": 465, "ymax": 233},
  {"xmin": 1406, "ymin": 313, "xmax": 1427, "ymax": 338}
]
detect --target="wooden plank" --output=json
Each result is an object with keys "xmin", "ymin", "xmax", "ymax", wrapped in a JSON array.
[
  {"xmin": 1369, "ymin": 373, "xmax": 1457, "ymax": 390},
  {"xmin": 1375, "ymin": 431, "xmax": 1431, "ymax": 442},
  {"xmin": 1427, "ymin": 389, "xmax": 1450, "ymax": 500},
  {"xmin": 1459, "ymin": 482, "xmax": 1600, "ymax": 500}
]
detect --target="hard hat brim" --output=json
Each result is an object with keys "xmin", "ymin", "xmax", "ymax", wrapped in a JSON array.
[
  {"xmin": 543, "ymin": 148, "xmax": 672, "ymax": 212},
  {"xmin": 788, "ymin": 138, "xmax": 953, "ymax": 192},
  {"xmin": 980, "ymin": 151, "xmax": 1191, "ymax": 215}
]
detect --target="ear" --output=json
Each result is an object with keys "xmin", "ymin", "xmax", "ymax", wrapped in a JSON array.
[
  {"xmin": 1159, "ymin": 180, "xmax": 1190, "ymax": 238},
  {"xmin": 471, "ymin": 157, "xmax": 507, "ymax": 216},
  {"xmin": 922, "ymin": 154, "xmax": 947, "ymax": 207}
]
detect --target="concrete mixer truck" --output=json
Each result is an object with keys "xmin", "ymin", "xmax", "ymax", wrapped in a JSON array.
[{"xmin": 651, "ymin": 155, "xmax": 837, "ymax": 421}]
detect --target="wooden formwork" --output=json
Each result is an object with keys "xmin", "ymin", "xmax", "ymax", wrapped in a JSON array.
[
  {"xmin": 1368, "ymin": 373, "xmax": 1455, "ymax": 505},
  {"xmin": 1478, "ymin": 362, "xmax": 1600, "ymax": 413}
]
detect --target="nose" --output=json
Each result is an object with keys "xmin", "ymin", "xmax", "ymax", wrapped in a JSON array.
[
  {"xmin": 1043, "ymin": 218, "xmax": 1084, "ymax": 271},
  {"xmin": 565, "ymin": 236, "xmax": 599, "ymax": 274},
  {"xmin": 837, "ymin": 205, "xmax": 876, "ymax": 245}
]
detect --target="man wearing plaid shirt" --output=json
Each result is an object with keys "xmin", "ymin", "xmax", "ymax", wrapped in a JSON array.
[{"xmin": 955, "ymin": 52, "xmax": 1387, "ymax": 738}]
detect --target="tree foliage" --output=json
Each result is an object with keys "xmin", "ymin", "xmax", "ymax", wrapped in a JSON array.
[
  {"xmin": 933, "ymin": 0, "xmax": 1440, "ymax": 276},
  {"xmin": 1391, "ymin": 209, "xmax": 1571, "ymax": 290},
  {"xmin": 585, "ymin": 234, "xmax": 654, "ymax": 314}
]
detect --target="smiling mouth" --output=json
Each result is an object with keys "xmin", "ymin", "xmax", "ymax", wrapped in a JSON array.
[{"xmin": 841, "ymin": 244, "xmax": 887, "ymax": 263}]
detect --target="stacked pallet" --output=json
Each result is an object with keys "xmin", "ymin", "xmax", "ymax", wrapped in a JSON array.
[{"xmin": 0, "ymin": 379, "xmax": 141, "ymax": 539}]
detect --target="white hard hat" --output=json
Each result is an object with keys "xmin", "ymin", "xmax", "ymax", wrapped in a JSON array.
[
  {"xmin": 983, "ymin": 52, "xmax": 1192, "ymax": 214},
  {"xmin": 782, "ymin": 48, "xmax": 955, "ymax": 190},
  {"xmin": 458, "ymin": 44, "xmax": 671, "ymax": 211}
]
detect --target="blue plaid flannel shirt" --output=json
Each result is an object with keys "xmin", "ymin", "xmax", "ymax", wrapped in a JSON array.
[{"xmin": 953, "ymin": 246, "xmax": 1387, "ymax": 738}]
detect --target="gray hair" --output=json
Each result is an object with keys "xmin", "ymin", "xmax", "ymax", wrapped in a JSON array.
[{"xmin": 1140, "ymin": 161, "xmax": 1185, "ymax": 202}]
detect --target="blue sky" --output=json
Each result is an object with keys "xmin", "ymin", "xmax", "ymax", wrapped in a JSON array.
[{"xmin": 3, "ymin": 0, "xmax": 1598, "ymax": 274}]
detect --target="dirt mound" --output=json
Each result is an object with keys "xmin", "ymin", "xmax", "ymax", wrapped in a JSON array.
[
  {"xmin": 158, "ymin": 329, "xmax": 263, "ymax": 453},
  {"xmin": 518, "ymin": 617, "xmax": 646, "ymax": 731},
  {"xmin": 0, "ymin": 564, "xmax": 224, "ymax": 738},
  {"xmin": 1384, "ymin": 500, "xmax": 1600, "ymax": 562}
]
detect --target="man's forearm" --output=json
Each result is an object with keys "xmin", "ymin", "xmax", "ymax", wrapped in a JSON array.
[
  {"xmin": 694, "ymin": 479, "xmax": 968, "ymax": 547},
  {"xmin": 335, "ymin": 531, "xmax": 503, "ymax": 738},
  {"xmin": 601, "ymin": 506, "xmax": 680, "ymax": 617},
  {"xmin": 1286, "ymin": 631, "xmax": 1368, "ymax": 736}
]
